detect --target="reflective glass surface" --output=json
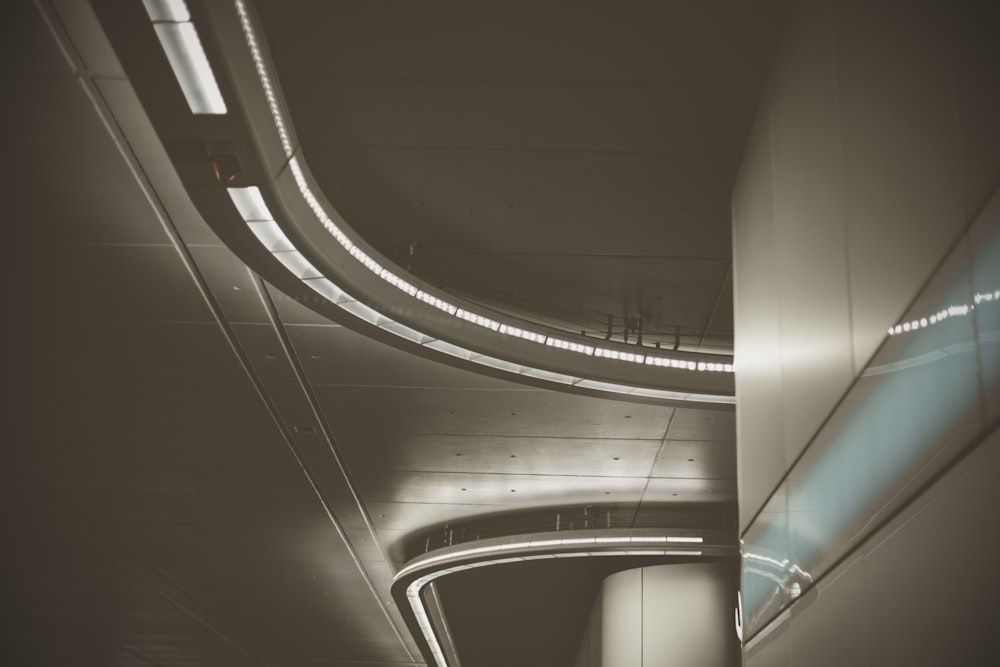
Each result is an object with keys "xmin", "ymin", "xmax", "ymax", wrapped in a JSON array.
[{"xmin": 742, "ymin": 193, "xmax": 1000, "ymax": 639}]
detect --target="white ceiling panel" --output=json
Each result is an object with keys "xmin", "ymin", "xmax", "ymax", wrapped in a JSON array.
[
  {"xmin": 667, "ymin": 406, "xmax": 737, "ymax": 440},
  {"xmin": 356, "ymin": 470, "xmax": 649, "ymax": 506},
  {"xmin": 312, "ymin": 385, "xmax": 673, "ymax": 442},
  {"xmin": 651, "ymin": 440, "xmax": 738, "ymax": 480},
  {"xmin": 381, "ymin": 433, "xmax": 663, "ymax": 478},
  {"xmin": 642, "ymin": 477, "xmax": 738, "ymax": 503}
]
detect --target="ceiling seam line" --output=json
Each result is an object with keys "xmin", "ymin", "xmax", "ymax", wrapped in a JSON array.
[
  {"xmin": 698, "ymin": 263, "xmax": 732, "ymax": 349},
  {"xmin": 385, "ymin": 470, "xmax": 654, "ymax": 479},
  {"xmin": 630, "ymin": 411, "xmax": 678, "ymax": 528},
  {"xmin": 394, "ymin": 433, "xmax": 668, "ymax": 440},
  {"xmin": 385, "ymin": 470, "xmax": 736, "ymax": 481},
  {"xmin": 56, "ymin": 0, "xmax": 413, "ymax": 651},
  {"xmin": 34, "ymin": 4, "xmax": 294, "ymax": 662},
  {"xmin": 251, "ymin": 274, "xmax": 417, "ymax": 660},
  {"xmin": 255, "ymin": 277, "xmax": 392, "ymax": 557},
  {"xmin": 341, "ymin": 143, "xmax": 738, "ymax": 156}
]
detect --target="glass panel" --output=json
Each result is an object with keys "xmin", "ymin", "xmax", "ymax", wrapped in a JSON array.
[
  {"xmin": 742, "ymin": 199, "xmax": 997, "ymax": 640},
  {"xmin": 970, "ymin": 191, "xmax": 1000, "ymax": 423}
]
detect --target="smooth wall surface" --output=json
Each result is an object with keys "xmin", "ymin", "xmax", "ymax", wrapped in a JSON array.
[
  {"xmin": 733, "ymin": 0, "xmax": 1000, "ymax": 531},
  {"xmin": 573, "ymin": 563, "xmax": 735, "ymax": 667}
]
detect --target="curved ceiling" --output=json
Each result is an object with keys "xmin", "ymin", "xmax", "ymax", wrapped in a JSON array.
[
  {"xmin": 254, "ymin": 0, "xmax": 791, "ymax": 353},
  {"xmin": 5, "ymin": 1, "xmax": 787, "ymax": 666},
  {"xmin": 94, "ymin": 0, "xmax": 751, "ymax": 404}
]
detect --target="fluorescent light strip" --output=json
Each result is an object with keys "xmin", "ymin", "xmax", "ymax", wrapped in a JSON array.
[
  {"xmin": 395, "ymin": 534, "xmax": 700, "ymax": 579},
  {"xmin": 144, "ymin": 0, "xmax": 227, "ymax": 114},
  {"xmin": 247, "ymin": 220, "xmax": 294, "ymax": 252},
  {"xmin": 142, "ymin": 0, "xmax": 190, "ymax": 21},
  {"xmin": 273, "ymin": 250, "xmax": 321, "ymax": 280},
  {"xmin": 230, "ymin": 3, "xmax": 734, "ymax": 379},
  {"xmin": 228, "ymin": 186, "xmax": 273, "ymax": 221},
  {"xmin": 224, "ymin": 194, "xmax": 733, "ymax": 403},
  {"xmin": 397, "ymin": 537, "xmax": 704, "ymax": 667},
  {"xmin": 228, "ymin": 190, "xmax": 738, "ymax": 402}
]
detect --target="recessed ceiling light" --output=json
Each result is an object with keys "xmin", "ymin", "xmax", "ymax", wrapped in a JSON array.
[{"xmin": 143, "ymin": 0, "xmax": 227, "ymax": 114}]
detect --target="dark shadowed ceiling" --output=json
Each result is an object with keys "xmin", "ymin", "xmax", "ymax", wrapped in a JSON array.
[
  {"xmin": 255, "ymin": 0, "xmax": 791, "ymax": 351},
  {"xmin": 4, "ymin": 1, "xmax": 787, "ymax": 665}
]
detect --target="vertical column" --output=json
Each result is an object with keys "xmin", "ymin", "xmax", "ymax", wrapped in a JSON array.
[{"xmin": 573, "ymin": 563, "xmax": 734, "ymax": 667}]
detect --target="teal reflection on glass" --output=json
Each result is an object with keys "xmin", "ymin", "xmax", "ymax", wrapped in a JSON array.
[
  {"xmin": 741, "ymin": 204, "xmax": 1000, "ymax": 639},
  {"xmin": 972, "ymin": 193, "xmax": 1000, "ymax": 423}
]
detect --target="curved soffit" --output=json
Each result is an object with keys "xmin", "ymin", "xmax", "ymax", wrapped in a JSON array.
[
  {"xmin": 391, "ymin": 527, "xmax": 737, "ymax": 667},
  {"xmin": 113, "ymin": 0, "xmax": 737, "ymax": 406}
]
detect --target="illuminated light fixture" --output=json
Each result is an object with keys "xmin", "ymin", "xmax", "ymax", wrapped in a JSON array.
[
  {"xmin": 594, "ymin": 347, "xmax": 645, "ymax": 364},
  {"xmin": 228, "ymin": 4, "xmax": 737, "ymax": 393},
  {"xmin": 395, "ymin": 532, "xmax": 706, "ymax": 667},
  {"xmin": 469, "ymin": 355, "xmax": 523, "ymax": 373},
  {"xmin": 424, "ymin": 339, "xmax": 475, "ymax": 360},
  {"xmin": 227, "ymin": 186, "xmax": 272, "ymax": 221},
  {"xmin": 143, "ymin": 0, "xmax": 227, "ymax": 114},
  {"xmin": 455, "ymin": 309, "xmax": 502, "ymax": 331},
  {"xmin": 545, "ymin": 337, "xmax": 594, "ymax": 355},
  {"xmin": 415, "ymin": 290, "xmax": 459, "ymax": 315},
  {"xmin": 246, "ymin": 220, "xmax": 293, "ymax": 252},
  {"xmin": 499, "ymin": 324, "xmax": 547, "ymax": 345},
  {"xmin": 273, "ymin": 250, "xmax": 322, "ymax": 280},
  {"xmin": 395, "ymin": 534, "xmax": 702, "ymax": 579},
  {"xmin": 520, "ymin": 367, "xmax": 576, "ymax": 384},
  {"xmin": 339, "ymin": 300, "xmax": 384, "ymax": 326},
  {"xmin": 380, "ymin": 269, "xmax": 418, "ymax": 297},
  {"xmin": 735, "ymin": 591, "xmax": 744, "ymax": 643},
  {"xmin": 303, "ymin": 277, "xmax": 352, "ymax": 305},
  {"xmin": 886, "ymin": 290, "xmax": 998, "ymax": 336},
  {"xmin": 233, "ymin": 0, "xmax": 292, "ymax": 155},
  {"xmin": 142, "ymin": 0, "xmax": 189, "ymax": 21},
  {"xmin": 380, "ymin": 321, "xmax": 430, "ymax": 344},
  {"xmin": 574, "ymin": 378, "xmax": 636, "ymax": 394}
]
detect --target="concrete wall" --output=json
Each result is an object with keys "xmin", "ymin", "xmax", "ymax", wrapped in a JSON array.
[
  {"xmin": 573, "ymin": 563, "xmax": 735, "ymax": 667},
  {"xmin": 733, "ymin": 0, "xmax": 1000, "ymax": 531}
]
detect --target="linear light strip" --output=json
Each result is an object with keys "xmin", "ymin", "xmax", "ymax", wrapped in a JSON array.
[
  {"xmin": 395, "ymin": 534, "xmax": 702, "ymax": 579},
  {"xmin": 143, "ymin": 0, "xmax": 227, "ymax": 114},
  {"xmin": 397, "ymin": 538, "xmax": 705, "ymax": 667},
  {"xmin": 226, "ymin": 186, "xmax": 735, "ymax": 404},
  {"xmin": 229, "ymin": 1, "xmax": 735, "ymax": 380},
  {"xmin": 887, "ymin": 290, "xmax": 999, "ymax": 336},
  {"xmin": 233, "ymin": 0, "xmax": 292, "ymax": 155}
]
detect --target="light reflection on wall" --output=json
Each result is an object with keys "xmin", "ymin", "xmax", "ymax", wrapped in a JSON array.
[{"xmin": 740, "ymin": 195, "xmax": 1000, "ymax": 641}]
